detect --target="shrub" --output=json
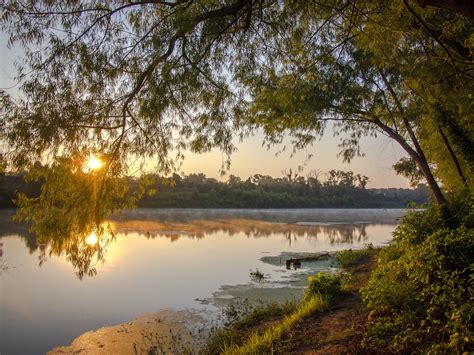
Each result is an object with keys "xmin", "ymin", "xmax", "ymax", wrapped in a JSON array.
[
  {"xmin": 336, "ymin": 245, "xmax": 374, "ymax": 269},
  {"xmin": 305, "ymin": 271, "xmax": 344, "ymax": 302},
  {"xmin": 361, "ymin": 205, "xmax": 474, "ymax": 354}
]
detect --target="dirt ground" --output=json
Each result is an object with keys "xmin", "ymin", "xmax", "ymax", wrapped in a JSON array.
[{"xmin": 273, "ymin": 254, "xmax": 378, "ymax": 354}]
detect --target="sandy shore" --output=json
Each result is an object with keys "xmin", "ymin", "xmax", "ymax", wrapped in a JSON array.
[{"xmin": 48, "ymin": 310, "xmax": 208, "ymax": 354}]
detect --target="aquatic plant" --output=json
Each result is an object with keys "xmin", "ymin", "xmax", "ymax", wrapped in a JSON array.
[{"xmin": 249, "ymin": 268, "xmax": 265, "ymax": 282}]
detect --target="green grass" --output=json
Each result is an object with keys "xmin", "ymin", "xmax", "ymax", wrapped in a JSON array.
[
  {"xmin": 222, "ymin": 295, "xmax": 328, "ymax": 355},
  {"xmin": 204, "ymin": 254, "xmax": 358, "ymax": 354},
  {"xmin": 204, "ymin": 300, "xmax": 297, "ymax": 354},
  {"xmin": 335, "ymin": 244, "xmax": 374, "ymax": 269}
]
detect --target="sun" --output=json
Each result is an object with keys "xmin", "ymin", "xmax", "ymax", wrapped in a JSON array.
[
  {"xmin": 85, "ymin": 231, "xmax": 98, "ymax": 246},
  {"xmin": 86, "ymin": 155, "xmax": 102, "ymax": 172}
]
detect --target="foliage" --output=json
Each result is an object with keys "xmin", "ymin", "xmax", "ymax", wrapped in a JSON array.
[
  {"xmin": 336, "ymin": 245, "xmax": 374, "ymax": 269},
  {"xmin": 221, "ymin": 295, "xmax": 327, "ymax": 355},
  {"xmin": 13, "ymin": 157, "xmax": 125, "ymax": 239},
  {"xmin": 204, "ymin": 299, "xmax": 297, "ymax": 354},
  {"xmin": 393, "ymin": 158, "xmax": 424, "ymax": 187},
  {"xmin": 1, "ymin": 170, "xmax": 431, "ymax": 209},
  {"xmin": 361, "ymin": 204, "xmax": 474, "ymax": 353},
  {"xmin": 8, "ymin": 156, "xmax": 147, "ymax": 279},
  {"xmin": 124, "ymin": 171, "xmax": 430, "ymax": 208},
  {"xmin": 0, "ymin": 0, "xmax": 473, "ymax": 224},
  {"xmin": 135, "ymin": 171, "xmax": 430, "ymax": 208},
  {"xmin": 305, "ymin": 271, "xmax": 345, "ymax": 302},
  {"xmin": 235, "ymin": 0, "xmax": 474, "ymax": 204}
]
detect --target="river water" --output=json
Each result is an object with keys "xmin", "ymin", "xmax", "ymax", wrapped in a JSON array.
[{"xmin": 0, "ymin": 208, "xmax": 405, "ymax": 354}]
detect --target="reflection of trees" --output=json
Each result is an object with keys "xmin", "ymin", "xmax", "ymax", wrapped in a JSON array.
[
  {"xmin": 4, "ymin": 216, "xmax": 379, "ymax": 278},
  {"xmin": 111, "ymin": 219, "xmax": 371, "ymax": 245},
  {"xmin": 1, "ymin": 217, "xmax": 115, "ymax": 280},
  {"xmin": 40, "ymin": 226, "xmax": 115, "ymax": 279},
  {"xmin": 284, "ymin": 231, "xmax": 297, "ymax": 246},
  {"xmin": 318, "ymin": 224, "xmax": 368, "ymax": 244},
  {"xmin": 0, "ymin": 212, "xmax": 39, "ymax": 253}
]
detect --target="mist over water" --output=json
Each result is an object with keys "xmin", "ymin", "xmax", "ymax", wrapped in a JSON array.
[
  {"xmin": 0, "ymin": 208, "xmax": 405, "ymax": 354},
  {"xmin": 117, "ymin": 208, "xmax": 405, "ymax": 224}
]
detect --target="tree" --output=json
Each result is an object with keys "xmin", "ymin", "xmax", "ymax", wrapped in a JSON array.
[
  {"xmin": 0, "ymin": 0, "xmax": 472, "ymax": 232},
  {"xmin": 233, "ymin": 1, "xmax": 473, "ymax": 208}
]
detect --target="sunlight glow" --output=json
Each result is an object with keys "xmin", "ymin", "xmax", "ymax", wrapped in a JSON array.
[
  {"xmin": 86, "ymin": 155, "xmax": 102, "ymax": 172},
  {"xmin": 85, "ymin": 231, "xmax": 98, "ymax": 246}
]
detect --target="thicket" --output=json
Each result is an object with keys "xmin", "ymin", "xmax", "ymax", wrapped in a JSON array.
[{"xmin": 361, "ymin": 196, "xmax": 474, "ymax": 353}]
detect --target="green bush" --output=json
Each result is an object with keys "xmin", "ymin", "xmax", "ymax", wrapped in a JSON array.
[
  {"xmin": 305, "ymin": 271, "xmax": 344, "ymax": 302},
  {"xmin": 361, "ymin": 205, "xmax": 474, "ymax": 354},
  {"xmin": 336, "ymin": 245, "xmax": 374, "ymax": 269}
]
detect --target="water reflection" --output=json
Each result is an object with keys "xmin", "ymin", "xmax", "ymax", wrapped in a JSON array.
[
  {"xmin": 0, "ymin": 211, "xmax": 115, "ymax": 279},
  {"xmin": 38, "ymin": 224, "xmax": 115, "ymax": 279},
  {"xmin": 0, "ymin": 209, "xmax": 402, "ymax": 280},
  {"xmin": 110, "ymin": 219, "xmax": 370, "ymax": 245}
]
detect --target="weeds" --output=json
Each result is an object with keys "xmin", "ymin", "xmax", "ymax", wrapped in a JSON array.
[
  {"xmin": 305, "ymin": 271, "xmax": 345, "ymax": 302},
  {"xmin": 335, "ymin": 244, "xmax": 374, "ymax": 269},
  {"xmin": 361, "ymin": 205, "xmax": 474, "ymax": 353},
  {"xmin": 204, "ymin": 300, "xmax": 296, "ymax": 354},
  {"xmin": 222, "ymin": 295, "xmax": 327, "ymax": 355},
  {"xmin": 249, "ymin": 268, "xmax": 265, "ymax": 282}
]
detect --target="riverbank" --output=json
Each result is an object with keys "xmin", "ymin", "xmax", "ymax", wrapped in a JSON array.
[
  {"xmin": 273, "ymin": 249, "xmax": 376, "ymax": 354},
  {"xmin": 48, "ymin": 310, "xmax": 209, "ymax": 354},
  {"xmin": 205, "ymin": 204, "xmax": 474, "ymax": 354},
  {"xmin": 205, "ymin": 247, "xmax": 377, "ymax": 354}
]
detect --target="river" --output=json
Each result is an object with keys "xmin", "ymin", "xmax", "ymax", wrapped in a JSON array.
[{"xmin": 0, "ymin": 208, "xmax": 405, "ymax": 354}]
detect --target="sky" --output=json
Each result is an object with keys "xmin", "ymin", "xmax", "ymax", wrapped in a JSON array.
[
  {"xmin": 181, "ymin": 130, "xmax": 410, "ymax": 188},
  {"xmin": 0, "ymin": 33, "xmax": 410, "ymax": 188}
]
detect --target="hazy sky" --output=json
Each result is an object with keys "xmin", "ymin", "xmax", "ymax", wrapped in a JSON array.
[
  {"xmin": 0, "ymin": 33, "xmax": 410, "ymax": 188},
  {"xmin": 181, "ymin": 130, "xmax": 410, "ymax": 188}
]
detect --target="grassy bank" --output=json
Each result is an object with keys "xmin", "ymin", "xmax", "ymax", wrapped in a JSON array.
[
  {"xmin": 204, "ymin": 201, "xmax": 473, "ymax": 354},
  {"xmin": 205, "ymin": 248, "xmax": 375, "ymax": 354}
]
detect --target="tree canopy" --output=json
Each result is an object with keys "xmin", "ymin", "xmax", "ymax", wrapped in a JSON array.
[{"xmin": 0, "ymin": 0, "xmax": 473, "ymax": 234}]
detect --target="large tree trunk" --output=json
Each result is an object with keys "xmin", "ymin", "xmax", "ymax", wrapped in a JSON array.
[
  {"xmin": 378, "ymin": 72, "xmax": 448, "ymax": 207},
  {"xmin": 371, "ymin": 118, "xmax": 447, "ymax": 207}
]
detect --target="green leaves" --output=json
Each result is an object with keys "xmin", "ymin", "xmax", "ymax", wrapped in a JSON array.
[
  {"xmin": 1, "ymin": 1, "xmax": 473, "ymax": 242},
  {"xmin": 361, "ymin": 206, "xmax": 474, "ymax": 353}
]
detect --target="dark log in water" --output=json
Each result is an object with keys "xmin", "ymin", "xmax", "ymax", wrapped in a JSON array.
[{"xmin": 286, "ymin": 253, "xmax": 331, "ymax": 269}]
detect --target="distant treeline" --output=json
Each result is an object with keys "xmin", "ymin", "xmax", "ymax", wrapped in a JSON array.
[
  {"xmin": 136, "ymin": 170, "xmax": 430, "ymax": 208},
  {"xmin": 0, "ymin": 170, "xmax": 430, "ymax": 209}
]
